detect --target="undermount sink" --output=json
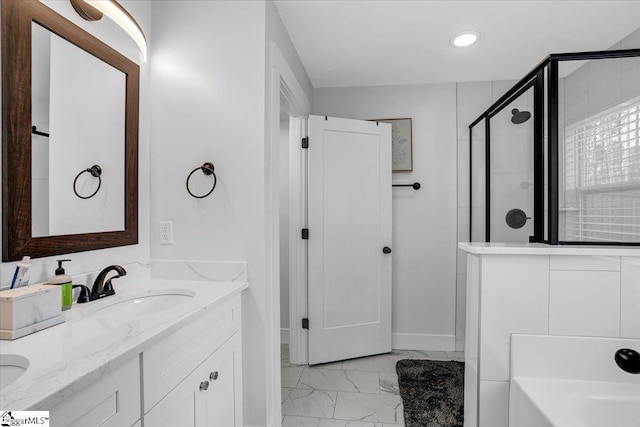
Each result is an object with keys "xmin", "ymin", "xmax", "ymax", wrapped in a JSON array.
[
  {"xmin": 87, "ymin": 289, "xmax": 195, "ymax": 318},
  {"xmin": 0, "ymin": 354, "xmax": 29, "ymax": 390}
]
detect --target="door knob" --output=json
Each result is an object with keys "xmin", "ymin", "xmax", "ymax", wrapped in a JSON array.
[
  {"xmin": 210, "ymin": 371, "xmax": 219, "ymax": 380},
  {"xmin": 199, "ymin": 381, "xmax": 209, "ymax": 391},
  {"xmin": 382, "ymin": 246, "xmax": 392, "ymax": 254}
]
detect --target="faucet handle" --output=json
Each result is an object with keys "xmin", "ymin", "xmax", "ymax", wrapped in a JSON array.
[
  {"xmin": 101, "ymin": 277, "xmax": 119, "ymax": 296},
  {"xmin": 72, "ymin": 285, "xmax": 91, "ymax": 304}
]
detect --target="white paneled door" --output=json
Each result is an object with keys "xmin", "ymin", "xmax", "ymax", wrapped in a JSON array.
[{"xmin": 307, "ymin": 115, "xmax": 392, "ymax": 365}]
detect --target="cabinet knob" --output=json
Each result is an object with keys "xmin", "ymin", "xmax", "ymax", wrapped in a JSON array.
[
  {"xmin": 199, "ymin": 380, "xmax": 209, "ymax": 391},
  {"xmin": 382, "ymin": 246, "xmax": 392, "ymax": 254},
  {"xmin": 210, "ymin": 371, "xmax": 219, "ymax": 381}
]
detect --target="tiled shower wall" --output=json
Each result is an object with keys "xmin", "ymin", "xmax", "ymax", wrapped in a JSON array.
[{"xmin": 562, "ymin": 27, "xmax": 640, "ymax": 126}]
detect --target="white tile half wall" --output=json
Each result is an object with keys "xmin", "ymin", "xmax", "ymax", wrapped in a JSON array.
[{"xmin": 461, "ymin": 247, "xmax": 640, "ymax": 427}]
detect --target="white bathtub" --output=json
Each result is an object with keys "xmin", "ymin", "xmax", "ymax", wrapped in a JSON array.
[{"xmin": 509, "ymin": 334, "xmax": 640, "ymax": 427}]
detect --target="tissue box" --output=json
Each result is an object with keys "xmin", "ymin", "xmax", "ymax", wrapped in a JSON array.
[{"xmin": 0, "ymin": 284, "xmax": 64, "ymax": 339}]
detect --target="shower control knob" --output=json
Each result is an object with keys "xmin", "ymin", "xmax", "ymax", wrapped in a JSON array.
[{"xmin": 382, "ymin": 246, "xmax": 392, "ymax": 254}]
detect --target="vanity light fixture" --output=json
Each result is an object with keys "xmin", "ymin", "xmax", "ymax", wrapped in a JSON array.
[
  {"xmin": 70, "ymin": 0, "xmax": 147, "ymax": 61},
  {"xmin": 451, "ymin": 31, "xmax": 479, "ymax": 48}
]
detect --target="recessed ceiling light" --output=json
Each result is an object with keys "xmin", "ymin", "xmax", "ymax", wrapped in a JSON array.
[{"xmin": 451, "ymin": 31, "xmax": 479, "ymax": 47}]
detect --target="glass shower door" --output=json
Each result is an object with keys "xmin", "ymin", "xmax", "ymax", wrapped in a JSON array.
[{"xmin": 489, "ymin": 87, "xmax": 535, "ymax": 242}]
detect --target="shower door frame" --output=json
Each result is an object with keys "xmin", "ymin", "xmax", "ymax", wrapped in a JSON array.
[
  {"xmin": 468, "ymin": 65, "xmax": 546, "ymax": 243},
  {"xmin": 469, "ymin": 48, "xmax": 640, "ymax": 246}
]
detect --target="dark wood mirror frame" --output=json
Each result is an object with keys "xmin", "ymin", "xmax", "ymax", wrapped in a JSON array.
[{"xmin": 2, "ymin": 0, "xmax": 139, "ymax": 262}]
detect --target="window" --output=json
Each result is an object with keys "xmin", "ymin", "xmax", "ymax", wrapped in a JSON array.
[{"xmin": 561, "ymin": 96, "xmax": 640, "ymax": 242}]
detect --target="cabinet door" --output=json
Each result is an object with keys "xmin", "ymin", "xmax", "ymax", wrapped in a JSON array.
[
  {"xmin": 144, "ymin": 363, "xmax": 207, "ymax": 426},
  {"xmin": 204, "ymin": 333, "xmax": 242, "ymax": 426},
  {"xmin": 143, "ymin": 295, "xmax": 240, "ymax": 410},
  {"xmin": 145, "ymin": 333, "xmax": 242, "ymax": 427},
  {"xmin": 49, "ymin": 356, "xmax": 140, "ymax": 427}
]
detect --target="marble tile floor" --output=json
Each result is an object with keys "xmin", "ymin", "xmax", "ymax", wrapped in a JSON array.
[{"xmin": 280, "ymin": 344, "xmax": 465, "ymax": 427}]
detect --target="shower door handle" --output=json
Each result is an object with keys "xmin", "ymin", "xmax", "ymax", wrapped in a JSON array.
[{"xmin": 382, "ymin": 246, "xmax": 392, "ymax": 254}]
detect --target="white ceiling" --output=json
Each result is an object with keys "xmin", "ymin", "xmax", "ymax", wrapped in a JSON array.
[{"xmin": 274, "ymin": 0, "xmax": 640, "ymax": 88}]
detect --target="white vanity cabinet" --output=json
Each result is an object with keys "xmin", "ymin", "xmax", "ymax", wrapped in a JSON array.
[
  {"xmin": 42, "ymin": 293, "xmax": 243, "ymax": 427},
  {"xmin": 1, "ymin": 282, "xmax": 247, "ymax": 427},
  {"xmin": 48, "ymin": 356, "xmax": 141, "ymax": 427},
  {"xmin": 142, "ymin": 294, "xmax": 243, "ymax": 426}
]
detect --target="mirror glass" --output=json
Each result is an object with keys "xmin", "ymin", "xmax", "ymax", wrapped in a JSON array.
[{"xmin": 31, "ymin": 22, "xmax": 126, "ymax": 237}]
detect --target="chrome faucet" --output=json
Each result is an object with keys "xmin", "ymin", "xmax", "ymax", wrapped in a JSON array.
[{"xmin": 90, "ymin": 265, "xmax": 127, "ymax": 300}]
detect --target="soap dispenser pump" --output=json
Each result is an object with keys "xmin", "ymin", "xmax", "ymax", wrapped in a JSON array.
[{"xmin": 48, "ymin": 259, "xmax": 73, "ymax": 310}]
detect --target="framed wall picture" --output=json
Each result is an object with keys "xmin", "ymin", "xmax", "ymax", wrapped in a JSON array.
[{"xmin": 374, "ymin": 118, "xmax": 413, "ymax": 172}]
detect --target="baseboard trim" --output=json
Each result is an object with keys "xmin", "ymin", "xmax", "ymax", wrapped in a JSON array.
[
  {"xmin": 392, "ymin": 333, "xmax": 455, "ymax": 351},
  {"xmin": 268, "ymin": 411, "xmax": 281, "ymax": 427},
  {"xmin": 280, "ymin": 328, "xmax": 290, "ymax": 344}
]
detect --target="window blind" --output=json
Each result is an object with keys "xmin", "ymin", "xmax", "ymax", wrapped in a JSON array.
[{"xmin": 561, "ymin": 96, "xmax": 640, "ymax": 242}]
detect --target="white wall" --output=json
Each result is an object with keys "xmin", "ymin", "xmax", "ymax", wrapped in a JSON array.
[
  {"xmin": 314, "ymin": 84, "xmax": 458, "ymax": 351},
  {"xmin": 0, "ymin": 0, "xmax": 151, "ymax": 287},
  {"xmin": 265, "ymin": 1, "xmax": 314, "ymax": 105},
  {"xmin": 150, "ymin": 2, "xmax": 312, "ymax": 424},
  {"xmin": 149, "ymin": 2, "xmax": 267, "ymax": 425}
]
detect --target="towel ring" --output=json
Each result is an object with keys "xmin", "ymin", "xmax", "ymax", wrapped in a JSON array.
[
  {"xmin": 186, "ymin": 162, "xmax": 217, "ymax": 199},
  {"xmin": 73, "ymin": 165, "xmax": 102, "ymax": 199}
]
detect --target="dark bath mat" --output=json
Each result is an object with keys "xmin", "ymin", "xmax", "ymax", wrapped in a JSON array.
[{"xmin": 396, "ymin": 359, "xmax": 464, "ymax": 427}]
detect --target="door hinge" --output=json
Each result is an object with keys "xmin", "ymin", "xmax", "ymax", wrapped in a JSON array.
[
  {"xmin": 301, "ymin": 137, "xmax": 309, "ymax": 149},
  {"xmin": 302, "ymin": 318, "xmax": 309, "ymax": 329},
  {"xmin": 301, "ymin": 228, "xmax": 309, "ymax": 240}
]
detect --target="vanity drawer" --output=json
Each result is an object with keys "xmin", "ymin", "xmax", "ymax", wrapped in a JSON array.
[
  {"xmin": 142, "ymin": 294, "xmax": 241, "ymax": 411},
  {"xmin": 49, "ymin": 356, "xmax": 140, "ymax": 427}
]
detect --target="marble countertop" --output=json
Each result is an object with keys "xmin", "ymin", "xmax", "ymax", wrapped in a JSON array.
[
  {"xmin": 0, "ymin": 276, "xmax": 247, "ymax": 411},
  {"xmin": 459, "ymin": 242, "xmax": 639, "ymax": 256}
]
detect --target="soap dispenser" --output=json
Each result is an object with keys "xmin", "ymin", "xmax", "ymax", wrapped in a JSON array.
[{"xmin": 48, "ymin": 259, "xmax": 73, "ymax": 310}]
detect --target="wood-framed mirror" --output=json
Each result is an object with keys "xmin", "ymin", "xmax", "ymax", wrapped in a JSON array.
[{"xmin": 2, "ymin": 0, "xmax": 139, "ymax": 262}]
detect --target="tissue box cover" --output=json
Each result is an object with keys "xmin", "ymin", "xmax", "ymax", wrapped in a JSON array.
[{"xmin": 0, "ymin": 284, "xmax": 62, "ymax": 330}]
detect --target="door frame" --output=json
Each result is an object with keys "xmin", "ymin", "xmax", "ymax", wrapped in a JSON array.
[
  {"xmin": 267, "ymin": 42, "xmax": 310, "ymax": 424},
  {"xmin": 286, "ymin": 114, "xmax": 309, "ymax": 366}
]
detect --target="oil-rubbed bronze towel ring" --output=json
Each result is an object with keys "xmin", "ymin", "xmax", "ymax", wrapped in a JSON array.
[
  {"xmin": 73, "ymin": 165, "xmax": 102, "ymax": 199},
  {"xmin": 186, "ymin": 162, "xmax": 217, "ymax": 199}
]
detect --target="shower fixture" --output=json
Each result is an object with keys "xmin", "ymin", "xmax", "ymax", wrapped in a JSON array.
[
  {"xmin": 511, "ymin": 108, "xmax": 531, "ymax": 124},
  {"xmin": 506, "ymin": 208, "xmax": 530, "ymax": 229}
]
